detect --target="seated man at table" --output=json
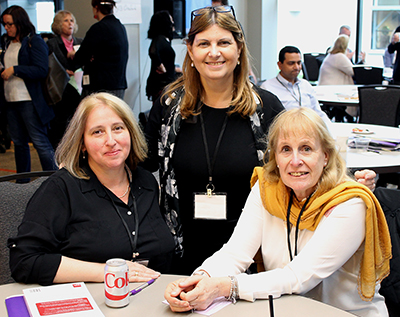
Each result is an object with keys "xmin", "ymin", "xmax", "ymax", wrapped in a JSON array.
[{"xmin": 260, "ymin": 46, "xmax": 331, "ymax": 126}]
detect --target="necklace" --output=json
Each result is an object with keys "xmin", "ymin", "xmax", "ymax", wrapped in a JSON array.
[{"xmin": 117, "ymin": 183, "xmax": 130, "ymax": 199}]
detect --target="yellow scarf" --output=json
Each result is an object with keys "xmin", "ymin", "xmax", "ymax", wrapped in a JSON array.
[{"xmin": 250, "ymin": 166, "xmax": 392, "ymax": 301}]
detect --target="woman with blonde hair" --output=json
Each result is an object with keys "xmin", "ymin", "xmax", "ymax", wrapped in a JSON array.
[
  {"xmin": 144, "ymin": 5, "xmax": 284, "ymax": 274},
  {"xmin": 9, "ymin": 93, "xmax": 175, "ymax": 285},
  {"xmin": 165, "ymin": 107, "xmax": 391, "ymax": 317},
  {"xmin": 47, "ymin": 10, "xmax": 83, "ymax": 149},
  {"xmin": 318, "ymin": 34, "xmax": 355, "ymax": 121}
]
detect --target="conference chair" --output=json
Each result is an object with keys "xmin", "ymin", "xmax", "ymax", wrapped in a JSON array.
[
  {"xmin": 0, "ymin": 171, "xmax": 55, "ymax": 285},
  {"xmin": 353, "ymin": 66, "xmax": 383, "ymax": 85},
  {"xmin": 302, "ymin": 53, "xmax": 326, "ymax": 85},
  {"xmin": 358, "ymin": 85, "xmax": 400, "ymax": 127},
  {"xmin": 374, "ymin": 187, "xmax": 400, "ymax": 317}
]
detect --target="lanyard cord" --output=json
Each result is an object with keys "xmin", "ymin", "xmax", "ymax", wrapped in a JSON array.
[
  {"xmin": 104, "ymin": 185, "xmax": 139, "ymax": 260},
  {"xmin": 199, "ymin": 112, "xmax": 229, "ymax": 190},
  {"xmin": 276, "ymin": 76, "xmax": 302, "ymax": 106},
  {"xmin": 286, "ymin": 191, "xmax": 312, "ymax": 261}
]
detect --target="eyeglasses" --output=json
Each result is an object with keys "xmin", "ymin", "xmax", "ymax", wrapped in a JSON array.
[
  {"xmin": 191, "ymin": 5, "xmax": 236, "ymax": 23},
  {"xmin": 2, "ymin": 22, "xmax": 14, "ymax": 28}
]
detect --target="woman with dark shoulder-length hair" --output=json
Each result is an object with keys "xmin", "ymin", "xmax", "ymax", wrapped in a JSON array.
[
  {"xmin": 9, "ymin": 93, "xmax": 175, "ymax": 285},
  {"xmin": 143, "ymin": 5, "xmax": 285, "ymax": 275},
  {"xmin": 0, "ymin": 5, "xmax": 57, "ymax": 177},
  {"xmin": 146, "ymin": 10, "xmax": 181, "ymax": 102},
  {"xmin": 46, "ymin": 10, "xmax": 83, "ymax": 149},
  {"xmin": 165, "ymin": 107, "xmax": 391, "ymax": 317},
  {"xmin": 69, "ymin": 0, "xmax": 128, "ymax": 99}
]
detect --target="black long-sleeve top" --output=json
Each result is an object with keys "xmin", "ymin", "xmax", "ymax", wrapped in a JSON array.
[{"xmin": 8, "ymin": 166, "xmax": 175, "ymax": 285}]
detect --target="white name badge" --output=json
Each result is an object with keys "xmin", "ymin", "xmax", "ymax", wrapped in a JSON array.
[
  {"xmin": 82, "ymin": 74, "xmax": 90, "ymax": 85},
  {"xmin": 194, "ymin": 193, "xmax": 227, "ymax": 220}
]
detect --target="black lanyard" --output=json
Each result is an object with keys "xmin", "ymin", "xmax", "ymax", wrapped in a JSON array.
[
  {"xmin": 286, "ymin": 191, "xmax": 312, "ymax": 261},
  {"xmin": 276, "ymin": 76, "xmax": 302, "ymax": 106},
  {"xmin": 199, "ymin": 112, "xmax": 228, "ymax": 195},
  {"xmin": 103, "ymin": 182, "xmax": 139, "ymax": 261}
]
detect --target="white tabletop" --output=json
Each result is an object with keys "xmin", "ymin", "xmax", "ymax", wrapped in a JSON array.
[
  {"xmin": 314, "ymin": 85, "xmax": 359, "ymax": 106},
  {"xmin": 330, "ymin": 122, "xmax": 400, "ymax": 173},
  {"xmin": 0, "ymin": 275, "xmax": 355, "ymax": 316}
]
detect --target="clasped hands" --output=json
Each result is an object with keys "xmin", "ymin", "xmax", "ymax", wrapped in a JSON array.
[{"xmin": 164, "ymin": 275, "xmax": 230, "ymax": 312}]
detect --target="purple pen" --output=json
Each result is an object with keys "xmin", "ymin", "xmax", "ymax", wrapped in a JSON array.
[{"xmin": 130, "ymin": 279, "xmax": 156, "ymax": 296}]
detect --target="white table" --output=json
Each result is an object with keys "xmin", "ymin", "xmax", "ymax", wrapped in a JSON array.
[
  {"xmin": 0, "ymin": 275, "xmax": 355, "ymax": 316},
  {"xmin": 314, "ymin": 85, "xmax": 360, "ymax": 107},
  {"xmin": 330, "ymin": 122, "xmax": 400, "ymax": 173}
]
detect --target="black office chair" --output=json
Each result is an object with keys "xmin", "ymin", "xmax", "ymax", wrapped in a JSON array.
[
  {"xmin": 374, "ymin": 187, "xmax": 400, "ymax": 317},
  {"xmin": 358, "ymin": 85, "xmax": 400, "ymax": 127},
  {"xmin": 353, "ymin": 66, "xmax": 383, "ymax": 85},
  {"xmin": 0, "ymin": 171, "xmax": 55, "ymax": 285},
  {"xmin": 302, "ymin": 53, "xmax": 326, "ymax": 85}
]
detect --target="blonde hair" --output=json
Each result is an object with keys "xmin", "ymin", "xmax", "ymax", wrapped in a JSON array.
[
  {"xmin": 51, "ymin": 10, "xmax": 78, "ymax": 35},
  {"xmin": 55, "ymin": 93, "xmax": 147, "ymax": 179},
  {"xmin": 164, "ymin": 7, "xmax": 258, "ymax": 118},
  {"xmin": 329, "ymin": 34, "xmax": 349, "ymax": 54},
  {"xmin": 263, "ymin": 108, "xmax": 353, "ymax": 195}
]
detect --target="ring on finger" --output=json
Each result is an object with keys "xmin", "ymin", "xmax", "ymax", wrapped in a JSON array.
[{"xmin": 135, "ymin": 271, "xmax": 139, "ymax": 276}]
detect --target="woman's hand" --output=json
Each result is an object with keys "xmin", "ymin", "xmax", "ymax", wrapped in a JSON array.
[
  {"xmin": 156, "ymin": 63, "xmax": 166, "ymax": 74},
  {"xmin": 67, "ymin": 50, "xmax": 76, "ymax": 59},
  {"xmin": 66, "ymin": 69, "xmax": 75, "ymax": 76},
  {"xmin": 1, "ymin": 66, "xmax": 14, "ymax": 81},
  {"xmin": 164, "ymin": 277, "xmax": 195, "ymax": 312},
  {"xmin": 165, "ymin": 276, "xmax": 231, "ymax": 312},
  {"xmin": 354, "ymin": 169, "xmax": 376, "ymax": 191},
  {"xmin": 126, "ymin": 261, "xmax": 160, "ymax": 282}
]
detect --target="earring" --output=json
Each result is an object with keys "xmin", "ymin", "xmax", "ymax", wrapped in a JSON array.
[
  {"xmin": 237, "ymin": 60, "xmax": 240, "ymax": 65},
  {"xmin": 191, "ymin": 62, "xmax": 194, "ymax": 68},
  {"xmin": 277, "ymin": 165, "xmax": 279, "ymax": 168},
  {"xmin": 82, "ymin": 151, "xmax": 86, "ymax": 159}
]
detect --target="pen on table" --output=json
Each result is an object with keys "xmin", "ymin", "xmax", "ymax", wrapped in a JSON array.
[
  {"xmin": 268, "ymin": 295, "xmax": 274, "ymax": 317},
  {"xmin": 130, "ymin": 279, "xmax": 155, "ymax": 296}
]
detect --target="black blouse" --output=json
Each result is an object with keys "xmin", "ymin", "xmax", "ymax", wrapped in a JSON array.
[{"xmin": 8, "ymin": 166, "xmax": 175, "ymax": 285}]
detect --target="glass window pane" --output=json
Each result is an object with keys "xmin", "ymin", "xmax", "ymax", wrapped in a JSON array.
[
  {"xmin": 376, "ymin": 0, "xmax": 400, "ymax": 5},
  {"xmin": 372, "ymin": 10, "xmax": 400, "ymax": 49}
]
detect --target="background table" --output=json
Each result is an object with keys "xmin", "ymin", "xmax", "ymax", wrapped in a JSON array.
[
  {"xmin": 314, "ymin": 85, "xmax": 359, "ymax": 107},
  {"xmin": 330, "ymin": 122, "xmax": 400, "ymax": 173},
  {"xmin": 0, "ymin": 275, "xmax": 355, "ymax": 316}
]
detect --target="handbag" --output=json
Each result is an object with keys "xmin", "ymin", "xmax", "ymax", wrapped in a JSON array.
[{"xmin": 42, "ymin": 52, "xmax": 70, "ymax": 106}]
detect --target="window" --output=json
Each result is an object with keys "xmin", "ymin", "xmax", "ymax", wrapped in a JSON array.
[{"xmin": 371, "ymin": 0, "xmax": 400, "ymax": 49}]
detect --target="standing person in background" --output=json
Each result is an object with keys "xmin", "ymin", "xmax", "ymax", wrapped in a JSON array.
[
  {"xmin": 69, "ymin": 0, "xmax": 128, "ymax": 99},
  {"xmin": 388, "ymin": 26, "xmax": 400, "ymax": 84},
  {"xmin": 0, "ymin": 5, "xmax": 57, "ymax": 177},
  {"xmin": 146, "ymin": 10, "xmax": 181, "ymax": 102},
  {"xmin": 47, "ymin": 10, "xmax": 83, "ymax": 149},
  {"xmin": 338, "ymin": 25, "xmax": 365, "ymax": 64}
]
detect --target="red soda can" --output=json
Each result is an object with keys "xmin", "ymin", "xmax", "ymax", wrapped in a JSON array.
[{"xmin": 104, "ymin": 258, "xmax": 130, "ymax": 307}]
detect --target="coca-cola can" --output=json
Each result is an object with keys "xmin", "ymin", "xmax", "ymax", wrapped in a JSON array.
[{"xmin": 104, "ymin": 258, "xmax": 130, "ymax": 307}]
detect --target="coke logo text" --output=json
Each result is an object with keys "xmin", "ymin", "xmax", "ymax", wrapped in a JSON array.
[{"xmin": 105, "ymin": 272, "xmax": 128, "ymax": 289}]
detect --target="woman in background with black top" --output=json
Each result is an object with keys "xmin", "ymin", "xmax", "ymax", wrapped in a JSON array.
[
  {"xmin": 9, "ymin": 93, "xmax": 175, "ymax": 285},
  {"xmin": 69, "ymin": 0, "xmax": 128, "ymax": 99},
  {"xmin": 146, "ymin": 10, "xmax": 181, "ymax": 102},
  {"xmin": 143, "ymin": 5, "xmax": 285, "ymax": 275},
  {"xmin": 47, "ymin": 10, "xmax": 83, "ymax": 149}
]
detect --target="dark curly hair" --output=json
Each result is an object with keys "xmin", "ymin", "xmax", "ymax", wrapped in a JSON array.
[{"xmin": 147, "ymin": 10, "xmax": 174, "ymax": 41}]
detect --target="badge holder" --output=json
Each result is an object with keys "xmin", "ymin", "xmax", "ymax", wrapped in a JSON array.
[{"xmin": 194, "ymin": 183, "xmax": 227, "ymax": 220}]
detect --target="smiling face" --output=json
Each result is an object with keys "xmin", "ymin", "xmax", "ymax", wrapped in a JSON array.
[
  {"xmin": 278, "ymin": 52, "xmax": 302, "ymax": 83},
  {"xmin": 83, "ymin": 103, "xmax": 131, "ymax": 175},
  {"xmin": 61, "ymin": 13, "xmax": 74, "ymax": 38},
  {"xmin": 2, "ymin": 14, "xmax": 18, "ymax": 40},
  {"xmin": 187, "ymin": 24, "xmax": 241, "ymax": 86},
  {"xmin": 275, "ymin": 130, "xmax": 328, "ymax": 201}
]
